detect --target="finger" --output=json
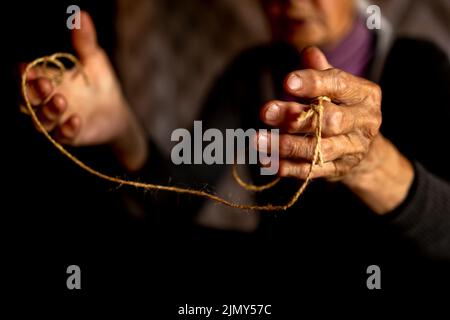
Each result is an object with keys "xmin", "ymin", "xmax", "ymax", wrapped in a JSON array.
[
  {"xmin": 259, "ymin": 132, "xmax": 366, "ymax": 162},
  {"xmin": 253, "ymin": 130, "xmax": 279, "ymax": 156},
  {"xmin": 279, "ymin": 156, "xmax": 363, "ymax": 180},
  {"xmin": 71, "ymin": 11, "xmax": 99, "ymax": 62},
  {"xmin": 54, "ymin": 115, "xmax": 81, "ymax": 144},
  {"xmin": 279, "ymin": 159, "xmax": 336, "ymax": 179},
  {"xmin": 284, "ymin": 68, "xmax": 377, "ymax": 105},
  {"xmin": 261, "ymin": 100, "xmax": 356, "ymax": 136},
  {"xmin": 25, "ymin": 77, "xmax": 53, "ymax": 106},
  {"xmin": 260, "ymin": 100, "xmax": 308, "ymax": 128},
  {"xmin": 20, "ymin": 63, "xmax": 38, "ymax": 81},
  {"xmin": 301, "ymin": 46, "xmax": 332, "ymax": 71},
  {"xmin": 35, "ymin": 94, "xmax": 67, "ymax": 131}
]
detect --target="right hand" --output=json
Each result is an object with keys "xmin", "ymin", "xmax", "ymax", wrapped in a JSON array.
[{"xmin": 24, "ymin": 11, "xmax": 148, "ymax": 171}]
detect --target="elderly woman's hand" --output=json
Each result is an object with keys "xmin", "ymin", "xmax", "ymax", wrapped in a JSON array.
[{"xmin": 259, "ymin": 47, "xmax": 414, "ymax": 214}]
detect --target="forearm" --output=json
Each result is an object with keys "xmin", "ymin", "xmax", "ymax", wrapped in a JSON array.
[{"xmin": 342, "ymin": 135, "xmax": 414, "ymax": 215}]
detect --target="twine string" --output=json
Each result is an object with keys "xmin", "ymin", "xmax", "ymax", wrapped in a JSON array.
[{"xmin": 21, "ymin": 53, "xmax": 329, "ymax": 211}]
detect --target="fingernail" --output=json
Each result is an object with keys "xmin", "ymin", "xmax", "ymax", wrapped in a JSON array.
[
  {"xmin": 287, "ymin": 75, "xmax": 302, "ymax": 90},
  {"xmin": 265, "ymin": 104, "xmax": 280, "ymax": 121}
]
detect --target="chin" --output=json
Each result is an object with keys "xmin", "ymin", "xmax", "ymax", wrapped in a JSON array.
[{"xmin": 278, "ymin": 23, "xmax": 326, "ymax": 48}]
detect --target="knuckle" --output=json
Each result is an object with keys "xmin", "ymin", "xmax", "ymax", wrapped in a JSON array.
[
  {"xmin": 331, "ymin": 68, "xmax": 348, "ymax": 93},
  {"xmin": 367, "ymin": 83, "xmax": 382, "ymax": 104},
  {"xmin": 279, "ymin": 161, "xmax": 310, "ymax": 179},
  {"xmin": 365, "ymin": 116, "xmax": 381, "ymax": 139},
  {"xmin": 281, "ymin": 136, "xmax": 312, "ymax": 159},
  {"xmin": 305, "ymin": 138, "xmax": 316, "ymax": 159},
  {"xmin": 291, "ymin": 164, "xmax": 309, "ymax": 179},
  {"xmin": 308, "ymin": 71, "xmax": 322, "ymax": 94},
  {"xmin": 373, "ymin": 83, "xmax": 382, "ymax": 102},
  {"xmin": 290, "ymin": 139, "xmax": 305, "ymax": 159},
  {"xmin": 279, "ymin": 136, "xmax": 292, "ymax": 156},
  {"xmin": 359, "ymin": 109, "xmax": 381, "ymax": 140},
  {"xmin": 374, "ymin": 108, "xmax": 382, "ymax": 127},
  {"xmin": 321, "ymin": 139, "xmax": 335, "ymax": 161},
  {"xmin": 326, "ymin": 109, "xmax": 343, "ymax": 135},
  {"xmin": 279, "ymin": 162, "xmax": 290, "ymax": 177}
]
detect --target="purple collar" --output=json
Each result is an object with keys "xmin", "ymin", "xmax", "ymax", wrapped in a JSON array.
[{"xmin": 322, "ymin": 15, "xmax": 375, "ymax": 78}]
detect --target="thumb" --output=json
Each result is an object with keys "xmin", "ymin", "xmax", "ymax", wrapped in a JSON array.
[
  {"xmin": 301, "ymin": 46, "xmax": 332, "ymax": 71},
  {"xmin": 71, "ymin": 11, "xmax": 99, "ymax": 62}
]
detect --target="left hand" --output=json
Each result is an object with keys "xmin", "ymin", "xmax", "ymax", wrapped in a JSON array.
[{"xmin": 259, "ymin": 46, "xmax": 383, "ymax": 184}]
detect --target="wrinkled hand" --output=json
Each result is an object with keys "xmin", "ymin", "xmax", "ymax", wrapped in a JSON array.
[
  {"xmin": 259, "ymin": 47, "xmax": 382, "ymax": 183},
  {"xmin": 259, "ymin": 47, "xmax": 413, "ymax": 214},
  {"xmin": 24, "ymin": 11, "xmax": 147, "ymax": 171}
]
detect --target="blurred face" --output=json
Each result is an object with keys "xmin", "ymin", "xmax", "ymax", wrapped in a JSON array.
[{"xmin": 263, "ymin": 0, "xmax": 355, "ymax": 49}]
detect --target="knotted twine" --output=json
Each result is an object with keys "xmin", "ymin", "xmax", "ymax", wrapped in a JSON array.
[{"xmin": 21, "ymin": 53, "xmax": 330, "ymax": 211}]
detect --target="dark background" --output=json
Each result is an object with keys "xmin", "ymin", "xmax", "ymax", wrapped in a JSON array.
[{"xmin": 1, "ymin": 0, "xmax": 449, "ymax": 315}]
